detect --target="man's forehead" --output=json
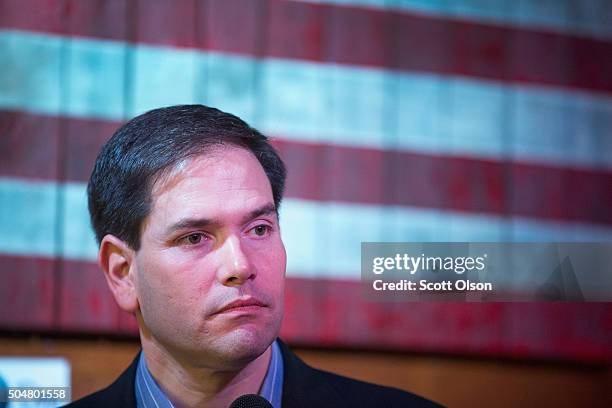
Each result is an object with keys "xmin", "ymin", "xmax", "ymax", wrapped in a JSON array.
[
  {"xmin": 144, "ymin": 146, "xmax": 274, "ymax": 229},
  {"xmin": 150, "ymin": 146, "xmax": 269, "ymax": 198},
  {"xmin": 161, "ymin": 203, "xmax": 278, "ymax": 237}
]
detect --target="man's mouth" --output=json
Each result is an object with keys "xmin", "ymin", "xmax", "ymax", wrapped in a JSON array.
[{"xmin": 213, "ymin": 297, "xmax": 267, "ymax": 315}]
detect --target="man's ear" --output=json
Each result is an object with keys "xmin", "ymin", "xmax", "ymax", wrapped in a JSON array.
[{"xmin": 99, "ymin": 234, "xmax": 139, "ymax": 314}]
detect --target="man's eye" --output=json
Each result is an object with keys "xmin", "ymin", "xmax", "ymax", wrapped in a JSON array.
[
  {"xmin": 252, "ymin": 225, "xmax": 270, "ymax": 237},
  {"xmin": 181, "ymin": 233, "xmax": 205, "ymax": 245}
]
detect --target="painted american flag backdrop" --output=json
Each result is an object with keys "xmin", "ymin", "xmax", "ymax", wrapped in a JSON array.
[{"xmin": 0, "ymin": 0, "xmax": 611, "ymax": 363}]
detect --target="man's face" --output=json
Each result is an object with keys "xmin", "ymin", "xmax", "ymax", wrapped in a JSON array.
[{"xmin": 131, "ymin": 146, "xmax": 286, "ymax": 368}]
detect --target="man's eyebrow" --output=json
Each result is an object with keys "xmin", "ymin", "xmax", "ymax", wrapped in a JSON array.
[
  {"xmin": 164, "ymin": 203, "xmax": 278, "ymax": 236},
  {"xmin": 241, "ymin": 203, "xmax": 278, "ymax": 224},
  {"xmin": 165, "ymin": 217, "xmax": 217, "ymax": 236}
]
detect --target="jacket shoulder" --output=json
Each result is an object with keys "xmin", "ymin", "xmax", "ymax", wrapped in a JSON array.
[
  {"xmin": 64, "ymin": 385, "xmax": 123, "ymax": 408},
  {"xmin": 313, "ymin": 367, "xmax": 442, "ymax": 407},
  {"xmin": 63, "ymin": 353, "xmax": 140, "ymax": 408},
  {"xmin": 278, "ymin": 339, "xmax": 443, "ymax": 408}
]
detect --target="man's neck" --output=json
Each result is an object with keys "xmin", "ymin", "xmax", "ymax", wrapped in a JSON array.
[{"xmin": 140, "ymin": 339, "xmax": 272, "ymax": 408}]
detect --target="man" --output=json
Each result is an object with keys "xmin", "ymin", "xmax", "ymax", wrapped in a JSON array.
[{"xmin": 67, "ymin": 105, "xmax": 440, "ymax": 408}]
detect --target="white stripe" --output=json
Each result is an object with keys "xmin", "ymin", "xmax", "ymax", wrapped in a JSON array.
[
  {"xmin": 260, "ymin": 342, "xmax": 282, "ymax": 406},
  {"xmin": 141, "ymin": 370, "xmax": 162, "ymax": 408},
  {"xmin": 293, "ymin": 0, "xmax": 612, "ymax": 40},
  {"xmin": 0, "ymin": 178, "xmax": 59, "ymax": 257},
  {"xmin": 1, "ymin": 30, "xmax": 611, "ymax": 169},
  {"xmin": 269, "ymin": 343, "xmax": 278, "ymax": 401},
  {"xmin": 2, "ymin": 178, "xmax": 611, "ymax": 279},
  {"xmin": 135, "ymin": 376, "xmax": 148, "ymax": 408}
]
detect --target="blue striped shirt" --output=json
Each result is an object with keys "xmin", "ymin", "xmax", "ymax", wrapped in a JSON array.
[{"xmin": 135, "ymin": 340, "xmax": 284, "ymax": 408}]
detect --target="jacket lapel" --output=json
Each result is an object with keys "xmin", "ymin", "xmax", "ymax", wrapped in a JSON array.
[
  {"xmin": 98, "ymin": 351, "xmax": 140, "ymax": 407},
  {"xmin": 278, "ymin": 339, "xmax": 345, "ymax": 408}
]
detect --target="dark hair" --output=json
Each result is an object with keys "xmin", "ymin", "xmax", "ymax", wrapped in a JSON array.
[{"xmin": 87, "ymin": 104, "xmax": 287, "ymax": 250}]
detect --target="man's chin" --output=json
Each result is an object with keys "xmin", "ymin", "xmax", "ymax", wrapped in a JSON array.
[
  {"xmin": 228, "ymin": 328, "xmax": 274, "ymax": 353},
  {"xmin": 201, "ymin": 327, "xmax": 276, "ymax": 368}
]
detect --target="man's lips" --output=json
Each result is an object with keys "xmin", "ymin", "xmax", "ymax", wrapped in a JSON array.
[{"xmin": 213, "ymin": 297, "xmax": 267, "ymax": 315}]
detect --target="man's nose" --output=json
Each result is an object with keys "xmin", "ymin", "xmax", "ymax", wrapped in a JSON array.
[{"xmin": 217, "ymin": 235, "xmax": 255, "ymax": 286}]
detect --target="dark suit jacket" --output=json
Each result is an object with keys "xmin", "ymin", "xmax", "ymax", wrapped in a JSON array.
[{"xmin": 65, "ymin": 340, "xmax": 442, "ymax": 407}]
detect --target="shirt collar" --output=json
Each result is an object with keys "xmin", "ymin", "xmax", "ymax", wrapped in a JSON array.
[{"xmin": 135, "ymin": 340, "xmax": 284, "ymax": 408}]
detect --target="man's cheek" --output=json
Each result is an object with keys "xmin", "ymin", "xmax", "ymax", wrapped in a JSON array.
[{"xmin": 137, "ymin": 271, "xmax": 173, "ymax": 314}]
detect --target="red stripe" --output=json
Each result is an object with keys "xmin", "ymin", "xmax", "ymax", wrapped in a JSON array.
[
  {"xmin": 0, "ymin": 110, "xmax": 62, "ymax": 180},
  {"xmin": 0, "ymin": 254, "xmax": 133, "ymax": 333},
  {"xmin": 0, "ymin": 254, "xmax": 56, "ymax": 329},
  {"xmin": 284, "ymin": 278, "xmax": 612, "ymax": 363},
  {"xmin": 278, "ymin": 140, "xmax": 612, "ymax": 226},
  {"xmin": 0, "ymin": 110, "xmax": 119, "ymax": 182},
  {"xmin": 2, "ymin": 110, "xmax": 611, "ymax": 225},
  {"xmin": 59, "ymin": 258, "xmax": 125, "ymax": 332},
  {"xmin": 1, "ymin": 255, "xmax": 609, "ymax": 362},
  {"xmin": 1, "ymin": 0, "xmax": 611, "ymax": 93}
]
